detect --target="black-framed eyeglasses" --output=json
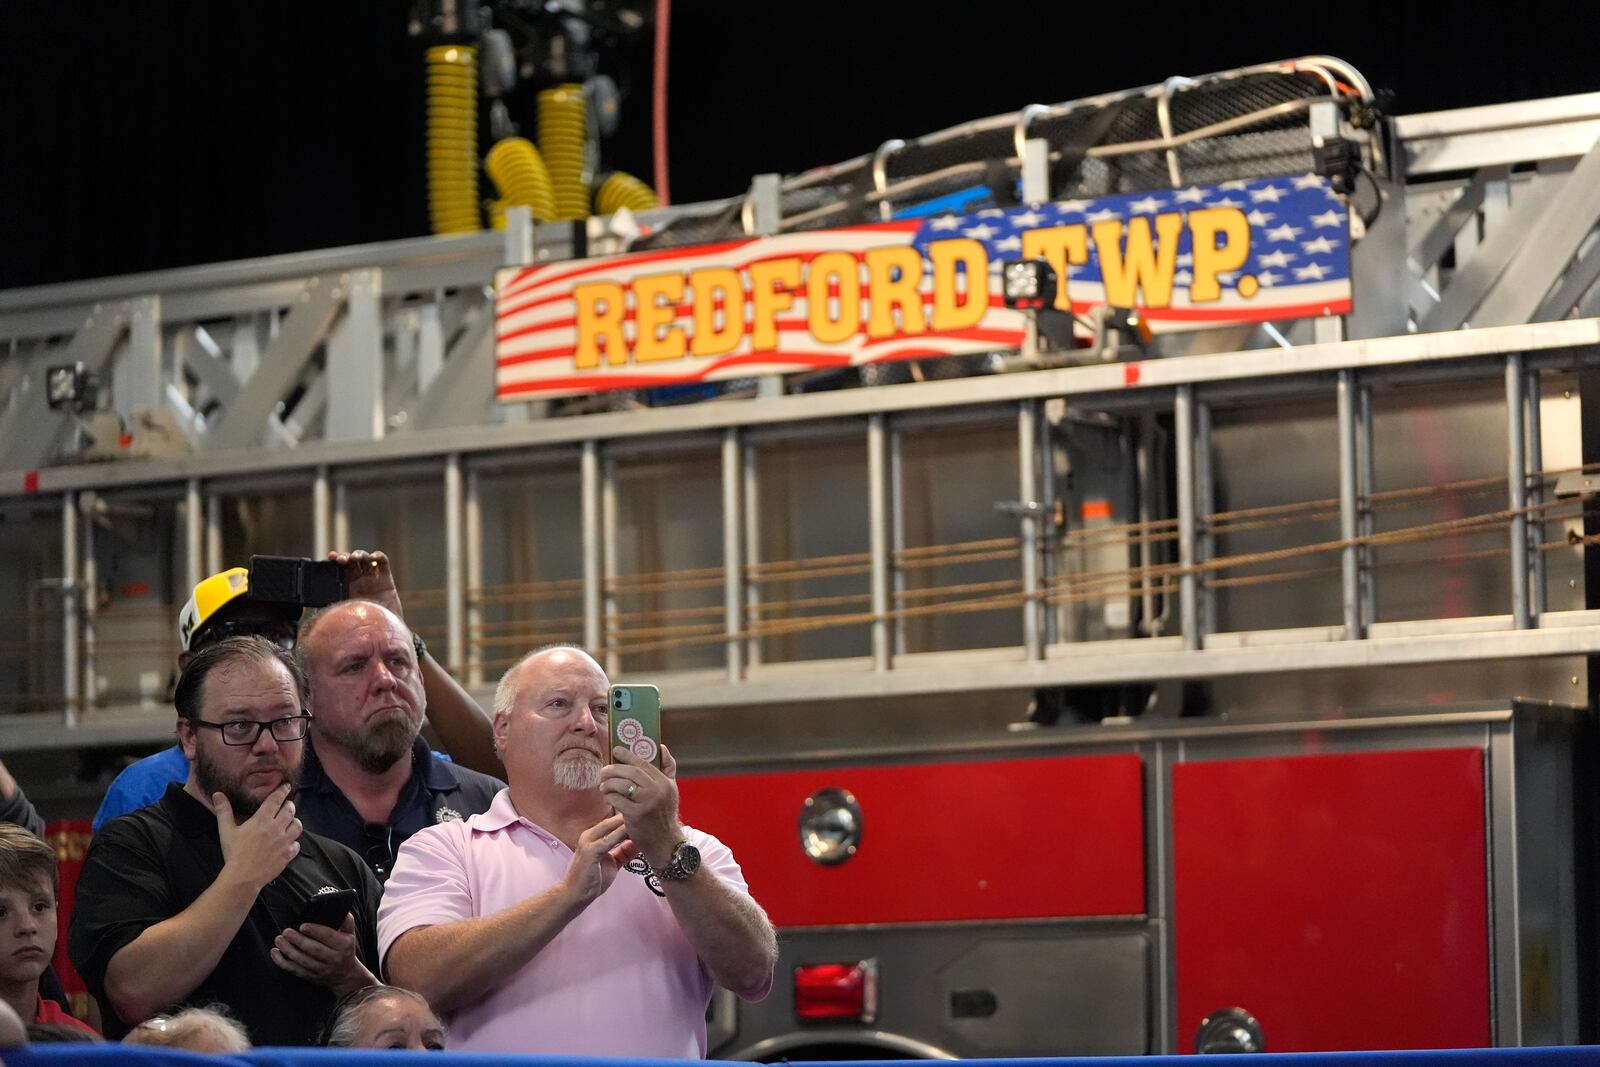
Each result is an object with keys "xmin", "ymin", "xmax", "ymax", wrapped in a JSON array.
[{"xmin": 191, "ymin": 714, "xmax": 312, "ymax": 746}]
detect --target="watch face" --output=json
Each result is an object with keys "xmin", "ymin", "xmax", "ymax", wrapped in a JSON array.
[{"xmin": 663, "ymin": 842, "xmax": 701, "ymax": 880}]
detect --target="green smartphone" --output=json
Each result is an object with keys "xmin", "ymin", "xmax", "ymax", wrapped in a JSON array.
[{"xmin": 608, "ymin": 683, "xmax": 662, "ymax": 768}]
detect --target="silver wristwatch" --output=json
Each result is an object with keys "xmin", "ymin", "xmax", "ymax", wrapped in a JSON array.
[{"xmin": 659, "ymin": 840, "xmax": 702, "ymax": 881}]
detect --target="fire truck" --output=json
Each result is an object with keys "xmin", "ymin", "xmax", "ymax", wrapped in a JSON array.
[{"xmin": 3, "ymin": 54, "xmax": 1600, "ymax": 1056}]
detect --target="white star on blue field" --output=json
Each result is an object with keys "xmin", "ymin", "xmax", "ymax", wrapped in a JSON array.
[{"xmin": 910, "ymin": 175, "xmax": 1349, "ymax": 294}]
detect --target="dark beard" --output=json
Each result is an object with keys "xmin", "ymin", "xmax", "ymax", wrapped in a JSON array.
[
  {"xmin": 193, "ymin": 745, "xmax": 297, "ymax": 820},
  {"xmin": 342, "ymin": 717, "xmax": 417, "ymax": 774}
]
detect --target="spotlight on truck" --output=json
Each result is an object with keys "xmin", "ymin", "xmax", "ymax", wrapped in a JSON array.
[
  {"xmin": 999, "ymin": 258, "xmax": 1058, "ymax": 310},
  {"xmin": 46, "ymin": 362, "xmax": 98, "ymax": 413}
]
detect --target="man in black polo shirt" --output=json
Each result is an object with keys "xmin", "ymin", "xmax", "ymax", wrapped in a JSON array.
[
  {"xmin": 294, "ymin": 595, "xmax": 503, "ymax": 880},
  {"xmin": 69, "ymin": 637, "xmax": 381, "ymax": 1045}
]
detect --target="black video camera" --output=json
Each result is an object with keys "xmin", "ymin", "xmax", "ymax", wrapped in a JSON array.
[{"xmin": 247, "ymin": 555, "xmax": 348, "ymax": 609}]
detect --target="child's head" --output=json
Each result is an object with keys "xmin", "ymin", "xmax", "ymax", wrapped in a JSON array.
[{"xmin": 0, "ymin": 824, "xmax": 57, "ymax": 990}]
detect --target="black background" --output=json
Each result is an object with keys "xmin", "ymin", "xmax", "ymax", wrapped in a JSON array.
[{"xmin": 2, "ymin": 1, "xmax": 1597, "ymax": 289}]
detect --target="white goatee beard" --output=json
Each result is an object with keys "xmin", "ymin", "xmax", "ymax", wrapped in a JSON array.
[{"xmin": 553, "ymin": 752, "xmax": 603, "ymax": 791}]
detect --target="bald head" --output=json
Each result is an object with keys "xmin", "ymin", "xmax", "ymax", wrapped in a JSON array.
[
  {"xmin": 296, "ymin": 599, "xmax": 426, "ymax": 774},
  {"xmin": 493, "ymin": 644, "xmax": 598, "ymax": 719},
  {"xmin": 491, "ymin": 644, "xmax": 610, "ymax": 794},
  {"xmin": 298, "ymin": 599, "xmax": 409, "ymax": 655}
]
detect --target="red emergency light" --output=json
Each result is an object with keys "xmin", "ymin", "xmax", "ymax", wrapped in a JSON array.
[{"xmin": 793, "ymin": 959, "xmax": 879, "ymax": 1024}]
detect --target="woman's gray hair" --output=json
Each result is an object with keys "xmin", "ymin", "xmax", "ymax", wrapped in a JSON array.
[{"xmin": 323, "ymin": 985, "xmax": 443, "ymax": 1047}]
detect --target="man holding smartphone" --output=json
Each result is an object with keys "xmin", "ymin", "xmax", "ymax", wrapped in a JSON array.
[
  {"xmin": 378, "ymin": 645, "xmax": 777, "ymax": 1055},
  {"xmin": 69, "ymin": 637, "xmax": 382, "ymax": 1044}
]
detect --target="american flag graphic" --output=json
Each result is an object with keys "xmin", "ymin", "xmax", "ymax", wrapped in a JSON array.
[{"xmin": 496, "ymin": 174, "xmax": 1351, "ymax": 401}]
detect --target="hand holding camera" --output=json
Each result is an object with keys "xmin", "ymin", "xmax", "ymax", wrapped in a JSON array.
[{"xmin": 247, "ymin": 550, "xmax": 406, "ymax": 620}]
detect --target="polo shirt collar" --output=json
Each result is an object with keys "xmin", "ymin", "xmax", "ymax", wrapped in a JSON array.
[
  {"xmin": 470, "ymin": 788, "xmax": 556, "ymax": 844},
  {"xmin": 416, "ymin": 737, "xmax": 459, "ymax": 792},
  {"xmin": 298, "ymin": 737, "xmax": 337, "ymax": 796},
  {"xmin": 162, "ymin": 781, "xmax": 221, "ymax": 839},
  {"xmin": 301, "ymin": 735, "xmax": 454, "ymax": 797}
]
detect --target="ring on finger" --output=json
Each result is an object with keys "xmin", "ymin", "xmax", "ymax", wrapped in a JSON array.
[{"xmin": 627, "ymin": 782, "xmax": 638, "ymax": 800}]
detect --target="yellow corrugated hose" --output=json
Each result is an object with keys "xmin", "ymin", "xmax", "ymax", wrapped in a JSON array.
[
  {"xmin": 537, "ymin": 83, "xmax": 591, "ymax": 221},
  {"xmin": 485, "ymin": 137, "xmax": 557, "ymax": 225},
  {"xmin": 594, "ymin": 171, "xmax": 660, "ymax": 215},
  {"xmin": 426, "ymin": 45, "xmax": 481, "ymax": 234}
]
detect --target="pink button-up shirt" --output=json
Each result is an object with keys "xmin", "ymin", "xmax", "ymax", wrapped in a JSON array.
[{"xmin": 378, "ymin": 788, "xmax": 749, "ymax": 1056}]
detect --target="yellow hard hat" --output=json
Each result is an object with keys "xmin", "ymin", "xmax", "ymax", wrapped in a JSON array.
[{"xmin": 176, "ymin": 567, "xmax": 251, "ymax": 652}]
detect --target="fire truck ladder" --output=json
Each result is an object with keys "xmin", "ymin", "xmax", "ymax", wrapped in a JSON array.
[{"xmin": 0, "ymin": 91, "xmax": 1598, "ymax": 748}]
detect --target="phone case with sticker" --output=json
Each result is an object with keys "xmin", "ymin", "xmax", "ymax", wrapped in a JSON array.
[{"xmin": 608, "ymin": 684, "xmax": 662, "ymax": 768}]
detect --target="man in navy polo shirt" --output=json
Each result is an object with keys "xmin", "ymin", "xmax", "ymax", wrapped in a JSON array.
[{"xmin": 293, "ymin": 598, "xmax": 502, "ymax": 880}]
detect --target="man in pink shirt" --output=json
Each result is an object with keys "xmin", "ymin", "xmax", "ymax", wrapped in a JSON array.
[{"xmin": 378, "ymin": 645, "xmax": 776, "ymax": 1055}]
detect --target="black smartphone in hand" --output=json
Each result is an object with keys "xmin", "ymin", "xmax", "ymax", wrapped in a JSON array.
[
  {"xmin": 248, "ymin": 555, "xmax": 348, "ymax": 609},
  {"xmin": 297, "ymin": 888, "xmax": 357, "ymax": 930}
]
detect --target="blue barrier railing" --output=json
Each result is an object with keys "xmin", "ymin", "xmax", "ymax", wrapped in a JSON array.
[{"xmin": 7, "ymin": 1047, "xmax": 1600, "ymax": 1067}]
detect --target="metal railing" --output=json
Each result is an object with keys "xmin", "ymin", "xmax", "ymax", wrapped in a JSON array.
[{"xmin": 2, "ymin": 91, "xmax": 1600, "ymax": 747}]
